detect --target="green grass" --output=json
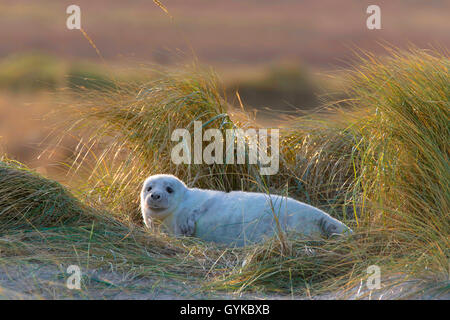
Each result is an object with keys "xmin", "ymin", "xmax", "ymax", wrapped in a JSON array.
[
  {"xmin": 344, "ymin": 47, "xmax": 449, "ymax": 279},
  {"xmin": 56, "ymin": 64, "xmax": 270, "ymax": 224},
  {"xmin": 1, "ymin": 48, "xmax": 449, "ymax": 299},
  {"xmin": 67, "ymin": 62, "xmax": 116, "ymax": 92},
  {"xmin": 0, "ymin": 158, "xmax": 240, "ymax": 298},
  {"xmin": 0, "ymin": 159, "xmax": 91, "ymax": 230},
  {"xmin": 0, "ymin": 53, "xmax": 65, "ymax": 91},
  {"xmin": 0, "ymin": 53, "xmax": 118, "ymax": 92},
  {"xmin": 215, "ymin": 48, "xmax": 449, "ymax": 296}
]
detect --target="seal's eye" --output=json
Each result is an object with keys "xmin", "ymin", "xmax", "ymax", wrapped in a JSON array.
[
  {"xmin": 147, "ymin": 186, "xmax": 152, "ymax": 192},
  {"xmin": 166, "ymin": 187, "xmax": 174, "ymax": 194}
]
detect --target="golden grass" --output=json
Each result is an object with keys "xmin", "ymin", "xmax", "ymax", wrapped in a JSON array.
[{"xmin": 1, "ymin": 48, "xmax": 448, "ymax": 298}]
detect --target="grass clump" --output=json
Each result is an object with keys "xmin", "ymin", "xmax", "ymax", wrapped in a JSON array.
[
  {"xmin": 0, "ymin": 159, "xmax": 92, "ymax": 230},
  {"xmin": 0, "ymin": 52, "xmax": 126, "ymax": 93},
  {"xmin": 58, "ymin": 65, "xmax": 270, "ymax": 223},
  {"xmin": 67, "ymin": 62, "xmax": 116, "ymax": 91},
  {"xmin": 279, "ymin": 115, "xmax": 363, "ymax": 218},
  {"xmin": 348, "ymin": 49, "xmax": 449, "ymax": 223},
  {"xmin": 0, "ymin": 158, "xmax": 239, "ymax": 298},
  {"xmin": 343, "ymin": 48, "xmax": 449, "ymax": 279},
  {"xmin": 258, "ymin": 49, "xmax": 449, "ymax": 291},
  {"xmin": 0, "ymin": 53, "xmax": 65, "ymax": 91}
]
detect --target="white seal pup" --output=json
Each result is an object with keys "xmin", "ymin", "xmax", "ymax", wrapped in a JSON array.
[{"xmin": 141, "ymin": 174, "xmax": 352, "ymax": 246}]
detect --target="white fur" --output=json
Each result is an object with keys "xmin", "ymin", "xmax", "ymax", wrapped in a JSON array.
[{"xmin": 141, "ymin": 174, "xmax": 352, "ymax": 246}]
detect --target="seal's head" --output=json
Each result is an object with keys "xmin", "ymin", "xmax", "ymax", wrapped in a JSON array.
[{"xmin": 140, "ymin": 174, "xmax": 187, "ymax": 226}]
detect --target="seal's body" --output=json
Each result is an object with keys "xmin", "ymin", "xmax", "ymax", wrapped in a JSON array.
[{"xmin": 141, "ymin": 174, "xmax": 352, "ymax": 246}]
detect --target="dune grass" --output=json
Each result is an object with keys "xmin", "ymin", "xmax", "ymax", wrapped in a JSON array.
[
  {"xmin": 0, "ymin": 158, "xmax": 243, "ymax": 298},
  {"xmin": 213, "ymin": 48, "xmax": 449, "ymax": 296},
  {"xmin": 55, "ymin": 64, "xmax": 271, "ymax": 224},
  {"xmin": 0, "ymin": 53, "xmax": 66, "ymax": 91},
  {"xmin": 0, "ymin": 52, "xmax": 132, "ymax": 93},
  {"xmin": 1, "ymin": 48, "xmax": 449, "ymax": 298},
  {"xmin": 343, "ymin": 48, "xmax": 449, "ymax": 281},
  {"xmin": 0, "ymin": 158, "xmax": 92, "ymax": 230}
]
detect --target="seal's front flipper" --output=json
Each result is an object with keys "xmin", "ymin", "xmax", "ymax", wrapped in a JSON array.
[{"xmin": 178, "ymin": 209, "xmax": 198, "ymax": 237}]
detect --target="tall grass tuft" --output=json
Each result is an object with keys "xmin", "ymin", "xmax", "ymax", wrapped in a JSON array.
[
  {"xmin": 0, "ymin": 159, "xmax": 93, "ymax": 231},
  {"xmin": 58, "ymin": 65, "xmax": 270, "ymax": 223},
  {"xmin": 344, "ymin": 48, "xmax": 449, "ymax": 276}
]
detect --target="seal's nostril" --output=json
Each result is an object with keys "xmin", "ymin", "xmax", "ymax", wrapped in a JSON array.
[{"xmin": 151, "ymin": 193, "xmax": 161, "ymax": 200}]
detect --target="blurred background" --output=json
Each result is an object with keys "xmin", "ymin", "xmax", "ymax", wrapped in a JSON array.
[{"xmin": 0, "ymin": 0, "xmax": 449, "ymax": 175}]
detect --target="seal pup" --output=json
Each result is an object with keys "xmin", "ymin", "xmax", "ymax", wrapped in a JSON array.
[{"xmin": 141, "ymin": 174, "xmax": 352, "ymax": 246}]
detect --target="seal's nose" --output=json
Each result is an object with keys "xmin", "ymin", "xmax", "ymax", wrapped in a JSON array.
[{"xmin": 151, "ymin": 193, "xmax": 161, "ymax": 200}]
